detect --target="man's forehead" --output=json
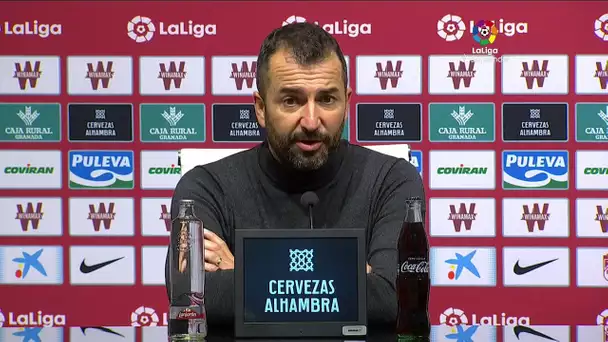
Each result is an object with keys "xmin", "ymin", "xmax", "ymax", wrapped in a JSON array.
[
  {"xmin": 267, "ymin": 51, "xmax": 344, "ymax": 89},
  {"xmin": 269, "ymin": 49, "xmax": 342, "ymax": 72}
]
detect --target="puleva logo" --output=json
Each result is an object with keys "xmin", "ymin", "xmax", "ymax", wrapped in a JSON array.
[
  {"xmin": 68, "ymin": 151, "xmax": 134, "ymax": 189},
  {"xmin": 502, "ymin": 151, "xmax": 568, "ymax": 189}
]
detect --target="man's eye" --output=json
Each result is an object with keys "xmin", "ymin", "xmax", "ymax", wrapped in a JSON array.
[
  {"xmin": 283, "ymin": 98, "xmax": 296, "ymax": 106},
  {"xmin": 320, "ymin": 96, "xmax": 335, "ymax": 104}
]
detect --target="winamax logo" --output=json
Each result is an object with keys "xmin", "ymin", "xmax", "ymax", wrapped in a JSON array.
[
  {"xmin": 1, "ymin": 20, "xmax": 62, "ymax": 38},
  {"xmin": 440, "ymin": 307, "xmax": 530, "ymax": 326},
  {"xmin": 68, "ymin": 151, "xmax": 134, "ymax": 189},
  {"xmin": 0, "ymin": 309, "xmax": 65, "ymax": 327},
  {"xmin": 127, "ymin": 15, "xmax": 217, "ymax": 43},
  {"xmin": 282, "ymin": 15, "xmax": 371, "ymax": 37},
  {"xmin": 502, "ymin": 151, "xmax": 568, "ymax": 189}
]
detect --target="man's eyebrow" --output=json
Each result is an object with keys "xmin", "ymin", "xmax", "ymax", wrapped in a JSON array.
[{"xmin": 278, "ymin": 87, "xmax": 341, "ymax": 94}]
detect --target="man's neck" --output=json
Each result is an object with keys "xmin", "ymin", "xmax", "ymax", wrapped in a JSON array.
[{"xmin": 258, "ymin": 140, "xmax": 347, "ymax": 193}]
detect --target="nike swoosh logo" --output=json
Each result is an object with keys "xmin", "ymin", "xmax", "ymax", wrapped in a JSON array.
[
  {"xmin": 513, "ymin": 325, "xmax": 558, "ymax": 341},
  {"xmin": 513, "ymin": 258, "xmax": 558, "ymax": 275},
  {"xmin": 80, "ymin": 257, "xmax": 124, "ymax": 274},
  {"xmin": 81, "ymin": 326, "xmax": 125, "ymax": 337}
]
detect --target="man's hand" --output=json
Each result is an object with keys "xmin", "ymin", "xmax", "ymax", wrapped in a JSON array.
[
  {"xmin": 203, "ymin": 229, "xmax": 235, "ymax": 272},
  {"xmin": 366, "ymin": 263, "xmax": 372, "ymax": 274}
]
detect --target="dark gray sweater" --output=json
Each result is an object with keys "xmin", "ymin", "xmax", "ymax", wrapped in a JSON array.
[{"xmin": 165, "ymin": 140, "xmax": 425, "ymax": 326}]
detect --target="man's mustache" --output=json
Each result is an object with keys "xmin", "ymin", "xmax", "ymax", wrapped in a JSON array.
[{"xmin": 290, "ymin": 131, "xmax": 329, "ymax": 142}]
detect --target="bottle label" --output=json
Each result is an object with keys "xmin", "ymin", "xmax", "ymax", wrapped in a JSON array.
[
  {"xmin": 170, "ymin": 306, "xmax": 206, "ymax": 320},
  {"xmin": 177, "ymin": 221, "xmax": 190, "ymax": 253},
  {"xmin": 399, "ymin": 260, "xmax": 430, "ymax": 274}
]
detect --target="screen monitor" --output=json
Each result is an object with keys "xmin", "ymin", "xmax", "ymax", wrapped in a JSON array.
[{"xmin": 234, "ymin": 228, "xmax": 367, "ymax": 338}]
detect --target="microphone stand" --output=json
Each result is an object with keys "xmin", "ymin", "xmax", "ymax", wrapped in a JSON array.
[{"xmin": 308, "ymin": 205, "xmax": 314, "ymax": 229}]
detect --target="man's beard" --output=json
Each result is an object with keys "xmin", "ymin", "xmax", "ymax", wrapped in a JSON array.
[{"xmin": 266, "ymin": 119, "xmax": 345, "ymax": 171}]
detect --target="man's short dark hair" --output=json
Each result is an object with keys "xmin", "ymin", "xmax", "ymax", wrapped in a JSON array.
[{"xmin": 255, "ymin": 22, "xmax": 348, "ymax": 99}]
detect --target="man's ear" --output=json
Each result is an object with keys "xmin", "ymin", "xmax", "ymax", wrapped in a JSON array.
[
  {"xmin": 253, "ymin": 91, "xmax": 266, "ymax": 128},
  {"xmin": 345, "ymin": 87, "xmax": 353, "ymax": 121}
]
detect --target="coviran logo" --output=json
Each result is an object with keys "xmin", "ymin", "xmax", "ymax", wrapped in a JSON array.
[
  {"xmin": 2, "ymin": 20, "xmax": 62, "ymax": 38},
  {"xmin": 4, "ymin": 163, "xmax": 54, "ymax": 175},
  {"xmin": 437, "ymin": 164, "xmax": 488, "ymax": 175},
  {"xmin": 148, "ymin": 164, "xmax": 181, "ymax": 175},
  {"xmin": 584, "ymin": 167, "xmax": 608, "ymax": 175}
]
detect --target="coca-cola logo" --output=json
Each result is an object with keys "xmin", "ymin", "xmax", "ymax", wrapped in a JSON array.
[{"xmin": 400, "ymin": 260, "xmax": 430, "ymax": 273}]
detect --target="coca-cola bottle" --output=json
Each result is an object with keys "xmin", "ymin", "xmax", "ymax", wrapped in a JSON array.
[
  {"xmin": 396, "ymin": 197, "xmax": 430, "ymax": 341},
  {"xmin": 168, "ymin": 199, "xmax": 207, "ymax": 341}
]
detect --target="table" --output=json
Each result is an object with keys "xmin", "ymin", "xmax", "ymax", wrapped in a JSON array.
[{"xmin": 2, "ymin": 325, "xmax": 606, "ymax": 341}]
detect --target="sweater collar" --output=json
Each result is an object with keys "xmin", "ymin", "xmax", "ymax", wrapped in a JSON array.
[{"xmin": 258, "ymin": 139, "xmax": 347, "ymax": 193}]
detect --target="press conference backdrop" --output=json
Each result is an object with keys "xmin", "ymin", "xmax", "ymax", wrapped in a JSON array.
[{"xmin": 0, "ymin": 0, "xmax": 607, "ymax": 334}]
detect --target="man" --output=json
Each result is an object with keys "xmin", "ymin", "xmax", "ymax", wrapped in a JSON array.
[{"xmin": 166, "ymin": 22, "xmax": 425, "ymax": 326}]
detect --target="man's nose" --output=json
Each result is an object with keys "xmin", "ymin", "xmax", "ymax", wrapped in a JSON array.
[{"xmin": 299, "ymin": 101, "xmax": 321, "ymax": 131}]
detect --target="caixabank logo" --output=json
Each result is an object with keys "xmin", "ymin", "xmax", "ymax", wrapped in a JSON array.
[
  {"xmin": 127, "ymin": 15, "xmax": 217, "ymax": 43},
  {"xmin": 502, "ymin": 151, "xmax": 568, "ymax": 190},
  {"xmin": 68, "ymin": 150, "xmax": 134, "ymax": 189}
]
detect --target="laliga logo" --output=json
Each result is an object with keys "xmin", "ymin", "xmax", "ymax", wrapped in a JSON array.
[
  {"xmin": 437, "ymin": 14, "xmax": 466, "ymax": 42},
  {"xmin": 440, "ymin": 307, "xmax": 530, "ymax": 326},
  {"xmin": 0, "ymin": 310, "xmax": 5, "ymax": 327},
  {"xmin": 283, "ymin": 15, "xmax": 307, "ymax": 26},
  {"xmin": 281, "ymin": 15, "xmax": 371, "ymax": 37},
  {"xmin": 596, "ymin": 13, "xmax": 608, "ymax": 41},
  {"xmin": 131, "ymin": 306, "xmax": 159, "ymax": 326},
  {"xmin": 127, "ymin": 15, "xmax": 217, "ymax": 43},
  {"xmin": 128, "ymin": 16, "xmax": 155, "ymax": 43},
  {"xmin": 598, "ymin": 308, "xmax": 608, "ymax": 325}
]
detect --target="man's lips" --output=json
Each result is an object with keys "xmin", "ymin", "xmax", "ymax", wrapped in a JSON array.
[{"xmin": 295, "ymin": 141, "xmax": 322, "ymax": 152}]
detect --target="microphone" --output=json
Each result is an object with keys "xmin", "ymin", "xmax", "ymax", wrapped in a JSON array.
[{"xmin": 300, "ymin": 191, "xmax": 319, "ymax": 229}]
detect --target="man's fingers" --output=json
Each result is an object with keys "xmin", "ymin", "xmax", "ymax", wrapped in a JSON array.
[
  {"xmin": 204, "ymin": 239, "xmax": 221, "ymax": 251},
  {"xmin": 204, "ymin": 249, "xmax": 224, "ymax": 268},
  {"xmin": 205, "ymin": 262, "xmax": 219, "ymax": 272},
  {"xmin": 203, "ymin": 229, "xmax": 227, "ymax": 247}
]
